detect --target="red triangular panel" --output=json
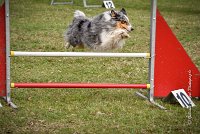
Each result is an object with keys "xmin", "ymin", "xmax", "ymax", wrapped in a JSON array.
[
  {"xmin": 0, "ymin": 3, "xmax": 6, "ymax": 97},
  {"xmin": 154, "ymin": 10, "xmax": 200, "ymax": 97}
]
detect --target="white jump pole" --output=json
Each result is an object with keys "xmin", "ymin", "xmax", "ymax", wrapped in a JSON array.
[
  {"xmin": 4, "ymin": 0, "xmax": 17, "ymax": 108},
  {"xmin": 11, "ymin": 51, "xmax": 150, "ymax": 58},
  {"xmin": 149, "ymin": 0, "xmax": 165, "ymax": 109}
]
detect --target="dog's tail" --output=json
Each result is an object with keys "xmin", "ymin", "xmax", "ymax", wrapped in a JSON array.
[{"xmin": 74, "ymin": 10, "xmax": 86, "ymax": 18}]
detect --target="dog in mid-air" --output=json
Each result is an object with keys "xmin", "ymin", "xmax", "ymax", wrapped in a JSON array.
[{"xmin": 64, "ymin": 8, "xmax": 133, "ymax": 51}]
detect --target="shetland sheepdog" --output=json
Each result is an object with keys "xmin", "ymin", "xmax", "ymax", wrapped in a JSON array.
[{"xmin": 64, "ymin": 8, "xmax": 133, "ymax": 51}]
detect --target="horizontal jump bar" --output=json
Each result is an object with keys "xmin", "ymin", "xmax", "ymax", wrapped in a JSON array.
[
  {"xmin": 10, "ymin": 51, "xmax": 150, "ymax": 58},
  {"xmin": 11, "ymin": 83, "xmax": 150, "ymax": 89}
]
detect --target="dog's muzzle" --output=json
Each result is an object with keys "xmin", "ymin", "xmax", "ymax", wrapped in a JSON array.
[
  {"xmin": 131, "ymin": 27, "xmax": 134, "ymax": 31},
  {"xmin": 126, "ymin": 25, "xmax": 134, "ymax": 32}
]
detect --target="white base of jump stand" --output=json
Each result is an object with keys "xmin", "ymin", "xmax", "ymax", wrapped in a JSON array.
[
  {"xmin": 135, "ymin": 91, "xmax": 166, "ymax": 110},
  {"xmin": 2, "ymin": 97, "xmax": 17, "ymax": 109},
  {"xmin": 83, "ymin": 0, "xmax": 102, "ymax": 8},
  {"xmin": 51, "ymin": 0, "xmax": 73, "ymax": 5},
  {"xmin": 8, "ymin": 102, "xmax": 17, "ymax": 108}
]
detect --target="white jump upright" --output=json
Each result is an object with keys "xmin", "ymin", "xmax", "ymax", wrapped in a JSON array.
[{"xmin": 149, "ymin": 0, "xmax": 157, "ymax": 104}]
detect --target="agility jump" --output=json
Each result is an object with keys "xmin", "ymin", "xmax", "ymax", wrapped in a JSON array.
[{"xmin": 0, "ymin": 0, "xmax": 199, "ymax": 109}]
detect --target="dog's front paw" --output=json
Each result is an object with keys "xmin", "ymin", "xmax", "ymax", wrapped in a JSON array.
[{"xmin": 120, "ymin": 32, "xmax": 130, "ymax": 38}]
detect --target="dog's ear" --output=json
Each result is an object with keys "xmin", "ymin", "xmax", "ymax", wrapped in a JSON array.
[
  {"xmin": 110, "ymin": 10, "xmax": 117, "ymax": 18},
  {"xmin": 120, "ymin": 8, "xmax": 127, "ymax": 15}
]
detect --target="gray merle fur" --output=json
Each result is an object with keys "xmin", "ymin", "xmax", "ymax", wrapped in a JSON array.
[{"xmin": 64, "ymin": 8, "xmax": 133, "ymax": 51}]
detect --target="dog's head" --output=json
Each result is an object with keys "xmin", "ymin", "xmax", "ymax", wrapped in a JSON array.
[{"xmin": 110, "ymin": 8, "xmax": 133, "ymax": 32}]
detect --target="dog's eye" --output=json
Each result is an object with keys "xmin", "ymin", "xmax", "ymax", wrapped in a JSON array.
[{"xmin": 121, "ymin": 21, "xmax": 126, "ymax": 24}]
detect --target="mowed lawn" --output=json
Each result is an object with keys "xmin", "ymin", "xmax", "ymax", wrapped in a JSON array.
[{"xmin": 0, "ymin": 0, "xmax": 200, "ymax": 133}]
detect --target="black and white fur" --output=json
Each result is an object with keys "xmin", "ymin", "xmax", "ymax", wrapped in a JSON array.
[{"xmin": 64, "ymin": 8, "xmax": 133, "ymax": 51}]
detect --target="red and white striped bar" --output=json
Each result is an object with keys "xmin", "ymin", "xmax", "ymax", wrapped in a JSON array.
[
  {"xmin": 10, "ymin": 51, "xmax": 150, "ymax": 58},
  {"xmin": 11, "ymin": 83, "xmax": 150, "ymax": 89}
]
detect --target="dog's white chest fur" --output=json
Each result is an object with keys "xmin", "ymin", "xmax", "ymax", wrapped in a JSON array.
[{"xmin": 97, "ymin": 29, "xmax": 128, "ymax": 51}]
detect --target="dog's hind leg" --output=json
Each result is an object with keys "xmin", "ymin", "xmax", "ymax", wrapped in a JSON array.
[
  {"xmin": 71, "ymin": 44, "xmax": 85, "ymax": 51},
  {"xmin": 64, "ymin": 42, "xmax": 70, "ymax": 49}
]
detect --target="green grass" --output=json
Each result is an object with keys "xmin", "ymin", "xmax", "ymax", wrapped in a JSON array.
[{"xmin": 1, "ymin": 0, "xmax": 200, "ymax": 133}]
